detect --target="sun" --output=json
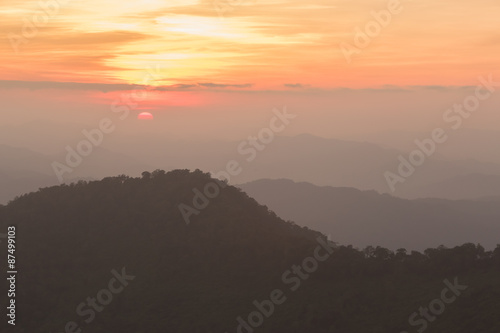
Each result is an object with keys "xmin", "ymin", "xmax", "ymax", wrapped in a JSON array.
[{"xmin": 138, "ymin": 112, "xmax": 154, "ymax": 120}]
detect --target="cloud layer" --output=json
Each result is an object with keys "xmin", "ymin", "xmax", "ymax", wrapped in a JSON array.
[{"xmin": 1, "ymin": 0, "xmax": 499, "ymax": 90}]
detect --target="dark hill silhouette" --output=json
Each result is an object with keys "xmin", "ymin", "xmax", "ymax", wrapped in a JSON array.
[{"xmin": 0, "ymin": 170, "xmax": 499, "ymax": 332}]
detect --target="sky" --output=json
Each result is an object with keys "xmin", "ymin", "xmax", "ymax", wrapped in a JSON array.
[
  {"xmin": 2, "ymin": 0, "xmax": 500, "ymax": 256},
  {"xmin": 0, "ymin": 0, "xmax": 499, "ymax": 139},
  {"xmin": 2, "ymin": 0, "xmax": 500, "ymax": 87}
]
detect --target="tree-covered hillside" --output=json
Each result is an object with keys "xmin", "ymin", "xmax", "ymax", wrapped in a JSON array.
[{"xmin": 0, "ymin": 170, "xmax": 499, "ymax": 333}]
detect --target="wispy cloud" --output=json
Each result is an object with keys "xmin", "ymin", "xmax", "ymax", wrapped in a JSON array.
[
  {"xmin": 0, "ymin": 80, "xmax": 254, "ymax": 92},
  {"xmin": 198, "ymin": 82, "xmax": 253, "ymax": 88},
  {"xmin": 2, "ymin": 0, "xmax": 498, "ymax": 88},
  {"xmin": 284, "ymin": 83, "xmax": 310, "ymax": 89}
]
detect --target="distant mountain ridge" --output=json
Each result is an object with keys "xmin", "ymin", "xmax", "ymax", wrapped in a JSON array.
[
  {"xmin": 240, "ymin": 178, "xmax": 500, "ymax": 250},
  {"xmin": 0, "ymin": 143, "xmax": 152, "ymax": 204},
  {"xmin": 2, "ymin": 133, "xmax": 500, "ymax": 203}
]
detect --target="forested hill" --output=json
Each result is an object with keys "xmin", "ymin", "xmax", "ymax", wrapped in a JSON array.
[{"xmin": 0, "ymin": 170, "xmax": 499, "ymax": 333}]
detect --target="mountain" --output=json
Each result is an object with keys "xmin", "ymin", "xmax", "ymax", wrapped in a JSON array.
[
  {"xmin": 1, "ymin": 170, "xmax": 499, "ymax": 332},
  {"xmin": 123, "ymin": 133, "xmax": 500, "ymax": 200},
  {"xmin": 239, "ymin": 178, "xmax": 500, "ymax": 250},
  {"xmin": 0, "ymin": 144, "xmax": 152, "ymax": 204},
  {"xmin": 0, "ymin": 120, "xmax": 91, "ymax": 155},
  {"xmin": 408, "ymin": 173, "xmax": 500, "ymax": 200},
  {"xmin": 362, "ymin": 129, "xmax": 500, "ymax": 165},
  {"xmin": 3, "ymin": 132, "xmax": 500, "ymax": 201},
  {"xmin": 477, "ymin": 195, "xmax": 500, "ymax": 202},
  {"xmin": 0, "ymin": 144, "xmax": 58, "ymax": 204}
]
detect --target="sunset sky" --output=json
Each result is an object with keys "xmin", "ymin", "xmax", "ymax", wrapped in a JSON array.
[
  {"xmin": 2, "ymin": 0, "xmax": 499, "ymax": 87},
  {"xmin": 1, "ymin": 0, "xmax": 499, "ymax": 139}
]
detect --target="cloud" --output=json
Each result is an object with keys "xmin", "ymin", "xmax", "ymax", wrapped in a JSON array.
[
  {"xmin": 284, "ymin": 83, "xmax": 310, "ymax": 89},
  {"xmin": 197, "ymin": 83, "xmax": 253, "ymax": 88},
  {"xmin": 155, "ymin": 84, "xmax": 198, "ymax": 91},
  {"xmin": 0, "ymin": 80, "xmax": 253, "ymax": 92},
  {"xmin": 1, "ymin": 0, "xmax": 499, "ymax": 88},
  {"xmin": 0, "ymin": 80, "xmax": 479, "ymax": 94},
  {"xmin": 408, "ymin": 85, "xmax": 475, "ymax": 92},
  {"xmin": 0, "ymin": 80, "xmax": 145, "ymax": 92}
]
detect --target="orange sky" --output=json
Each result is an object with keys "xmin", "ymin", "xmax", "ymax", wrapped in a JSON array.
[{"xmin": 1, "ymin": 0, "xmax": 499, "ymax": 91}]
